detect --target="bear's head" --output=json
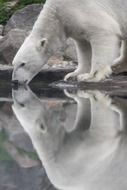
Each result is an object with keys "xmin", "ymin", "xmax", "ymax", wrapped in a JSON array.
[
  {"xmin": 12, "ymin": 34, "xmax": 53, "ymax": 84},
  {"xmin": 12, "ymin": 86, "xmax": 48, "ymax": 136}
]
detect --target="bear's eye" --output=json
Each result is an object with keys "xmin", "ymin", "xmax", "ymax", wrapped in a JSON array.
[
  {"xmin": 40, "ymin": 123, "xmax": 45, "ymax": 130},
  {"xmin": 20, "ymin": 63, "xmax": 26, "ymax": 67},
  {"xmin": 19, "ymin": 103, "xmax": 25, "ymax": 108},
  {"xmin": 41, "ymin": 40, "xmax": 45, "ymax": 47},
  {"xmin": 40, "ymin": 123, "xmax": 47, "ymax": 133},
  {"xmin": 40, "ymin": 38, "xmax": 47, "ymax": 47}
]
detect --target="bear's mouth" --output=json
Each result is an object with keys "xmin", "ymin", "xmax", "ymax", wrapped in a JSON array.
[
  {"xmin": 11, "ymin": 80, "xmax": 19, "ymax": 85},
  {"xmin": 11, "ymin": 80, "xmax": 28, "ymax": 89}
]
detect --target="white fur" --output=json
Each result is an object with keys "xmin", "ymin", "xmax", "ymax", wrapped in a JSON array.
[
  {"xmin": 12, "ymin": 86, "xmax": 127, "ymax": 190},
  {"xmin": 12, "ymin": 0, "xmax": 127, "ymax": 83},
  {"xmin": 77, "ymin": 65, "xmax": 112, "ymax": 82}
]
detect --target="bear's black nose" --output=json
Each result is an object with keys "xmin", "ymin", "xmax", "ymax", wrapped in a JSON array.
[
  {"xmin": 11, "ymin": 80, "xmax": 19, "ymax": 89},
  {"xmin": 11, "ymin": 80, "xmax": 19, "ymax": 85}
]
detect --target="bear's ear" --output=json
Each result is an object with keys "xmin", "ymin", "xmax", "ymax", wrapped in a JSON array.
[
  {"xmin": 36, "ymin": 118, "xmax": 47, "ymax": 134},
  {"xmin": 40, "ymin": 38, "xmax": 47, "ymax": 47}
]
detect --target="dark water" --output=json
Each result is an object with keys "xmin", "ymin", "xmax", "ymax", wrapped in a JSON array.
[{"xmin": 1, "ymin": 81, "xmax": 127, "ymax": 190}]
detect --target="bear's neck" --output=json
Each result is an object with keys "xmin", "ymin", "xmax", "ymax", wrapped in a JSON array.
[{"xmin": 32, "ymin": 2, "xmax": 66, "ymax": 44}]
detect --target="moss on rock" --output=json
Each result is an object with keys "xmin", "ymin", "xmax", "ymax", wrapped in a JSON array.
[{"xmin": 0, "ymin": 0, "xmax": 46, "ymax": 24}]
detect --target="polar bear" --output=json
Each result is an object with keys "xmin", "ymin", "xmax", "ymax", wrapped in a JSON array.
[
  {"xmin": 12, "ymin": 0, "xmax": 127, "ymax": 84},
  {"xmin": 12, "ymin": 86, "xmax": 127, "ymax": 190}
]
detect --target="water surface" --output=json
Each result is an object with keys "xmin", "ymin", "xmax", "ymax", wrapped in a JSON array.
[{"xmin": 1, "ymin": 81, "xmax": 127, "ymax": 190}]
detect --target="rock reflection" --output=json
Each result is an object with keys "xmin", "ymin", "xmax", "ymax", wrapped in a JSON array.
[{"xmin": 12, "ymin": 86, "xmax": 127, "ymax": 190}]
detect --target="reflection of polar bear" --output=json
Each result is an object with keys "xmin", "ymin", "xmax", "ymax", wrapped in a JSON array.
[
  {"xmin": 12, "ymin": 0, "xmax": 127, "ymax": 84},
  {"xmin": 12, "ymin": 86, "xmax": 127, "ymax": 190}
]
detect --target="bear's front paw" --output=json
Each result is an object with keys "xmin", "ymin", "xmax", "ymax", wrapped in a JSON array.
[
  {"xmin": 112, "ymin": 57, "xmax": 127, "ymax": 74},
  {"xmin": 77, "ymin": 73, "xmax": 94, "ymax": 82},
  {"xmin": 77, "ymin": 67, "xmax": 112, "ymax": 82},
  {"xmin": 64, "ymin": 71, "xmax": 78, "ymax": 81},
  {"xmin": 92, "ymin": 66, "xmax": 112, "ymax": 82}
]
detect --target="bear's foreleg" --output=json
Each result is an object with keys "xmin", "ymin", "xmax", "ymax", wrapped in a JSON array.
[
  {"xmin": 78, "ymin": 33, "xmax": 121, "ymax": 82},
  {"xmin": 112, "ymin": 40, "xmax": 127, "ymax": 74},
  {"xmin": 64, "ymin": 40, "xmax": 91, "ymax": 81}
]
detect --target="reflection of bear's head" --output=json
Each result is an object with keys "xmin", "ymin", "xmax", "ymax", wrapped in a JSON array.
[
  {"xmin": 12, "ymin": 86, "xmax": 62, "ymax": 137},
  {"xmin": 12, "ymin": 86, "xmax": 68, "ymax": 165},
  {"xmin": 12, "ymin": 86, "xmax": 47, "ymax": 135}
]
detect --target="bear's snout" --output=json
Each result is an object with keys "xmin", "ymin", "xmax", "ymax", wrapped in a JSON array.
[{"xmin": 11, "ymin": 80, "xmax": 19, "ymax": 88}]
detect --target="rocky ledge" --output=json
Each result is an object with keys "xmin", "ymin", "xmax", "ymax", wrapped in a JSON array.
[{"xmin": 0, "ymin": 60, "xmax": 76, "ymax": 82}]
